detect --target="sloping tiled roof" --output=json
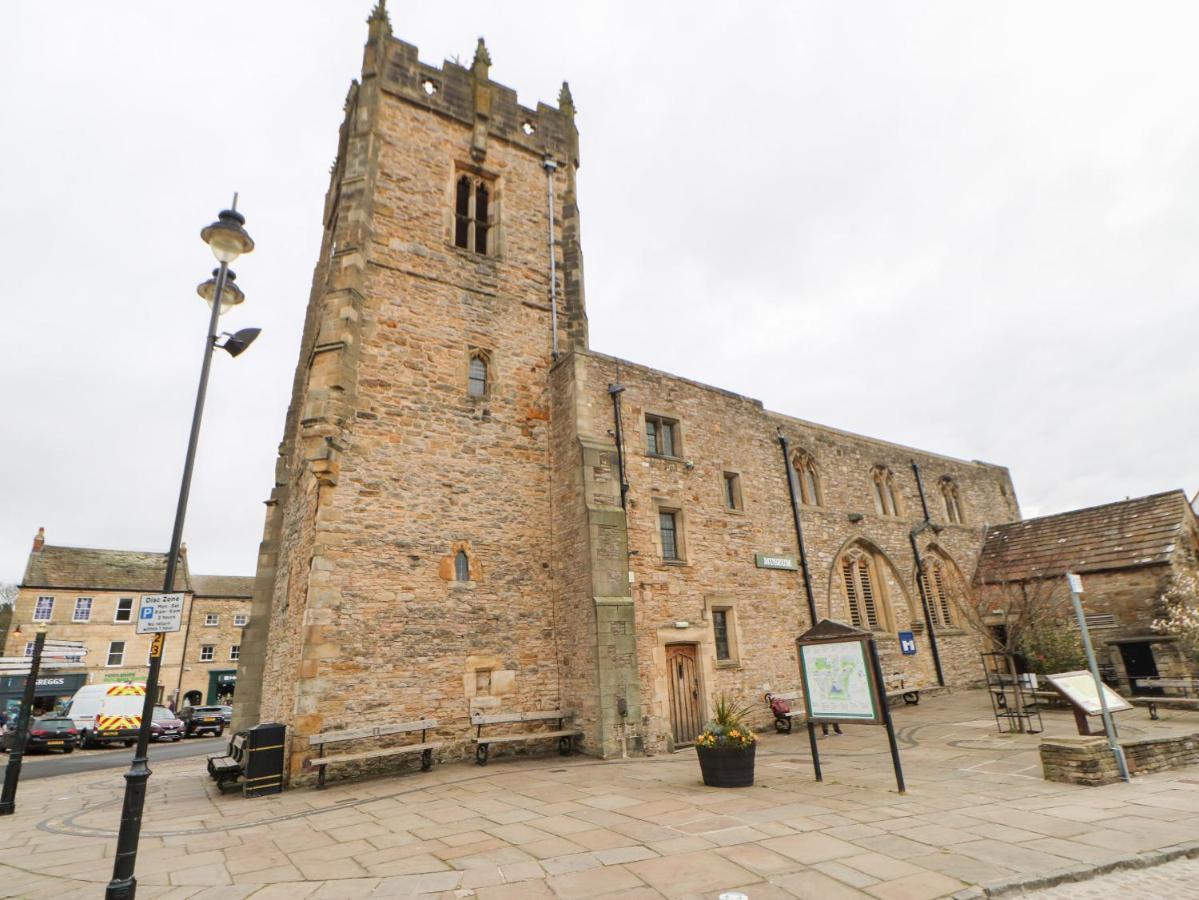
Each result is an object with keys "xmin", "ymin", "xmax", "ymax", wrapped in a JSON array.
[
  {"xmin": 191, "ymin": 574, "xmax": 255, "ymax": 599},
  {"xmin": 977, "ymin": 491, "xmax": 1190, "ymax": 582},
  {"xmin": 22, "ymin": 545, "xmax": 190, "ymax": 592}
]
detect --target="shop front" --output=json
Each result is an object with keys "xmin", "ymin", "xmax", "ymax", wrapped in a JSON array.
[
  {"xmin": 207, "ymin": 670, "xmax": 237, "ymax": 705},
  {"xmin": 1, "ymin": 672, "xmax": 88, "ymax": 718}
]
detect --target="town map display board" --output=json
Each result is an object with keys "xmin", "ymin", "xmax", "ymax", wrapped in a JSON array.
[
  {"xmin": 1047, "ymin": 671, "xmax": 1133, "ymax": 716},
  {"xmin": 798, "ymin": 639, "xmax": 881, "ymax": 723}
]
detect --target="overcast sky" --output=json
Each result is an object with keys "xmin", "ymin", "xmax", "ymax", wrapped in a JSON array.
[{"xmin": 2, "ymin": 2, "xmax": 1196, "ymax": 584}]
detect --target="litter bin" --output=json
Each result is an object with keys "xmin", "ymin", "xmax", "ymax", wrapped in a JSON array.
[{"xmin": 243, "ymin": 722, "xmax": 286, "ymax": 798}]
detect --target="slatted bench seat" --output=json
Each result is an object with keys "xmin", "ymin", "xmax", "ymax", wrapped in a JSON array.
[
  {"xmin": 471, "ymin": 710, "xmax": 580, "ymax": 766},
  {"xmin": 308, "ymin": 719, "xmax": 442, "ymax": 788},
  {"xmin": 1132, "ymin": 697, "xmax": 1199, "ymax": 720},
  {"xmin": 884, "ymin": 673, "xmax": 922, "ymax": 706},
  {"xmin": 1135, "ymin": 677, "xmax": 1199, "ymax": 697},
  {"xmin": 764, "ymin": 690, "xmax": 806, "ymax": 733},
  {"xmin": 206, "ymin": 731, "xmax": 248, "ymax": 792}
]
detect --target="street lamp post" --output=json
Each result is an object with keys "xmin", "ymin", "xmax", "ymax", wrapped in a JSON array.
[
  {"xmin": 0, "ymin": 625, "xmax": 47, "ymax": 815},
  {"xmin": 106, "ymin": 199, "xmax": 258, "ymax": 900}
]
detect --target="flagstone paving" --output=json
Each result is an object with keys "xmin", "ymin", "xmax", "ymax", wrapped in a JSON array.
[{"xmin": 1, "ymin": 691, "xmax": 1197, "ymax": 898}]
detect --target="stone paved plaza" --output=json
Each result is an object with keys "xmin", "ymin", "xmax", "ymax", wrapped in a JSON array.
[{"xmin": 2, "ymin": 691, "xmax": 1198, "ymax": 899}]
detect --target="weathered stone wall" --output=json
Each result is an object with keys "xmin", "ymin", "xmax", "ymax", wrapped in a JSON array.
[
  {"xmin": 1065, "ymin": 566, "xmax": 1192, "ymax": 690},
  {"xmin": 1041, "ymin": 732, "xmax": 1199, "ymax": 786},
  {"xmin": 569, "ymin": 351, "xmax": 1018, "ymax": 749},
  {"xmin": 245, "ymin": 18, "xmax": 585, "ymax": 780}
]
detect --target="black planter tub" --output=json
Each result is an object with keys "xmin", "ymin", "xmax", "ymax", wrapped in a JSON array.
[{"xmin": 696, "ymin": 743, "xmax": 756, "ymax": 787}]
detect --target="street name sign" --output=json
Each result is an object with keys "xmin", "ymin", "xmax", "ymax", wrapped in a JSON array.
[{"xmin": 136, "ymin": 593, "xmax": 185, "ymax": 634}]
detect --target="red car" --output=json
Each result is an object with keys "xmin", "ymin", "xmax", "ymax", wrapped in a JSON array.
[{"xmin": 150, "ymin": 706, "xmax": 185, "ymax": 742}]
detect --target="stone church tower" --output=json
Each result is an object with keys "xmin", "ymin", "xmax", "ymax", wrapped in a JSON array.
[
  {"xmin": 239, "ymin": 3, "xmax": 1022, "ymax": 781},
  {"xmin": 234, "ymin": 2, "xmax": 632, "ymax": 777}
]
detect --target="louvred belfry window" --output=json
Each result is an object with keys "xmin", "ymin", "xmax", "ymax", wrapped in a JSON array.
[{"xmin": 454, "ymin": 172, "xmax": 495, "ymax": 255}]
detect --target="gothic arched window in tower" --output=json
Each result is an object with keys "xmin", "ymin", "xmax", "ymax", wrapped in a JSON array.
[
  {"xmin": 468, "ymin": 353, "xmax": 488, "ymax": 398},
  {"xmin": 453, "ymin": 170, "xmax": 496, "ymax": 255},
  {"xmin": 454, "ymin": 550, "xmax": 470, "ymax": 582},
  {"xmin": 840, "ymin": 551, "xmax": 891, "ymax": 632}
]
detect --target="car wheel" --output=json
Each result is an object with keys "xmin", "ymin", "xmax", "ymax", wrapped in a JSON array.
[
  {"xmin": 63, "ymin": 746, "xmax": 74, "ymax": 754},
  {"xmin": 123, "ymin": 740, "xmax": 135, "ymax": 747},
  {"xmin": 81, "ymin": 730, "xmax": 95, "ymax": 749},
  {"xmin": 215, "ymin": 727, "xmax": 224, "ymax": 737}
]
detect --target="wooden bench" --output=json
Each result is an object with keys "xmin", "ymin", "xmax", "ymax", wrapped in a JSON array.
[
  {"xmin": 206, "ymin": 731, "xmax": 248, "ymax": 792},
  {"xmin": 1135, "ymin": 677, "xmax": 1199, "ymax": 698},
  {"xmin": 471, "ymin": 710, "xmax": 581, "ymax": 766},
  {"xmin": 1027, "ymin": 689, "xmax": 1069, "ymax": 709},
  {"xmin": 884, "ymin": 673, "xmax": 921, "ymax": 706},
  {"xmin": 764, "ymin": 690, "xmax": 806, "ymax": 733},
  {"xmin": 308, "ymin": 719, "xmax": 442, "ymax": 788},
  {"xmin": 1132, "ymin": 697, "xmax": 1199, "ymax": 720}
]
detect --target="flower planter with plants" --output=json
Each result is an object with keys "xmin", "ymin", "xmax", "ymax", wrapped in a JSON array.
[{"xmin": 695, "ymin": 695, "xmax": 757, "ymax": 787}]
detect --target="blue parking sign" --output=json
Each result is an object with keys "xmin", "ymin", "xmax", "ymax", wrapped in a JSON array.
[
  {"xmin": 140, "ymin": 606, "xmax": 154, "ymax": 620},
  {"xmin": 898, "ymin": 631, "xmax": 917, "ymax": 655}
]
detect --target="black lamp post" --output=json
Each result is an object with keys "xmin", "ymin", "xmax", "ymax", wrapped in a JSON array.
[
  {"xmin": 0, "ymin": 625, "xmax": 47, "ymax": 816},
  {"xmin": 106, "ymin": 198, "xmax": 258, "ymax": 900}
]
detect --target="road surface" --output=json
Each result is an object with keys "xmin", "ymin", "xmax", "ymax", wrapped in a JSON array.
[{"xmin": 5, "ymin": 735, "xmax": 218, "ymax": 779}]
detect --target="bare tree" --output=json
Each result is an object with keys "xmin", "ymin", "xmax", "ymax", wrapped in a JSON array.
[{"xmin": 0, "ymin": 583, "xmax": 16, "ymax": 609}]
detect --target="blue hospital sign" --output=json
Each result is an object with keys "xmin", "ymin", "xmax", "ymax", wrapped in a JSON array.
[{"xmin": 898, "ymin": 631, "xmax": 917, "ymax": 655}]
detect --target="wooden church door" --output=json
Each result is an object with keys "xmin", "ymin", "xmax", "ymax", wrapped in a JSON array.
[{"xmin": 666, "ymin": 644, "xmax": 702, "ymax": 746}]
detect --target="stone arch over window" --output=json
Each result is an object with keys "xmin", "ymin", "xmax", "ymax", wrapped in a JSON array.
[
  {"xmin": 440, "ymin": 542, "xmax": 480, "ymax": 583},
  {"xmin": 940, "ymin": 477, "xmax": 965, "ymax": 525},
  {"xmin": 871, "ymin": 466, "xmax": 903, "ymax": 517},
  {"xmin": 918, "ymin": 547, "xmax": 968, "ymax": 628},
  {"xmin": 828, "ymin": 539, "xmax": 909, "ymax": 633},
  {"xmin": 793, "ymin": 449, "xmax": 822, "ymax": 506},
  {"xmin": 467, "ymin": 349, "xmax": 491, "ymax": 399}
]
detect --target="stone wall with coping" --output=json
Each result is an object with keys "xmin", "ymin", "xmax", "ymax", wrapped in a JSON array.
[{"xmin": 1041, "ymin": 732, "xmax": 1199, "ymax": 786}]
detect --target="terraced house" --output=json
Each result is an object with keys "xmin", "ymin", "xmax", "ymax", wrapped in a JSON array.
[
  {"xmin": 4, "ymin": 529, "xmax": 252, "ymax": 713},
  {"xmin": 226, "ymin": 3, "xmax": 1040, "ymax": 783}
]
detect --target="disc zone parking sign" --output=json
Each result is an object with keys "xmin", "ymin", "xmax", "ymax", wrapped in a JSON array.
[{"xmin": 136, "ymin": 593, "xmax": 185, "ymax": 633}]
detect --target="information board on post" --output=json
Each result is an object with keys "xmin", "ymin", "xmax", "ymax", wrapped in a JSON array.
[
  {"xmin": 1047, "ymin": 670, "xmax": 1133, "ymax": 716},
  {"xmin": 798, "ymin": 639, "xmax": 881, "ymax": 724},
  {"xmin": 136, "ymin": 593, "xmax": 185, "ymax": 634}
]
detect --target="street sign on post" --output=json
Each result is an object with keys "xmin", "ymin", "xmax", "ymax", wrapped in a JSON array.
[{"xmin": 136, "ymin": 593, "xmax": 185, "ymax": 634}]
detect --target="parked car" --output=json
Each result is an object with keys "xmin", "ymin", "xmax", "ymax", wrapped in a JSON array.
[
  {"xmin": 217, "ymin": 705, "xmax": 233, "ymax": 726},
  {"xmin": 150, "ymin": 706, "xmax": 185, "ymax": 742},
  {"xmin": 1, "ymin": 716, "xmax": 78, "ymax": 754},
  {"xmin": 180, "ymin": 706, "xmax": 225, "ymax": 737},
  {"xmin": 64, "ymin": 682, "xmax": 144, "ymax": 748}
]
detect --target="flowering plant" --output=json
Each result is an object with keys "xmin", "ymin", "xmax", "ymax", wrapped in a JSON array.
[
  {"xmin": 695, "ymin": 694, "xmax": 757, "ymax": 750},
  {"xmin": 1152, "ymin": 571, "xmax": 1199, "ymax": 655}
]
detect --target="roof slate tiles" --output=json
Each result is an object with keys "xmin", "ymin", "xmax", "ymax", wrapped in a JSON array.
[
  {"xmin": 22, "ymin": 545, "xmax": 190, "ymax": 592},
  {"xmin": 977, "ymin": 490, "xmax": 1190, "ymax": 582}
]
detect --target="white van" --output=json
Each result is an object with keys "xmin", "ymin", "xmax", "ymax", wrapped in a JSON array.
[{"xmin": 65, "ymin": 682, "xmax": 146, "ymax": 747}]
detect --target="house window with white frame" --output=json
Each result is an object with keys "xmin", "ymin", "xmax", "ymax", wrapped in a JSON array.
[
  {"xmin": 73, "ymin": 597, "xmax": 93, "ymax": 622},
  {"xmin": 200, "ymin": 645, "xmax": 215, "ymax": 662},
  {"xmin": 229, "ymin": 645, "xmax": 240, "ymax": 661},
  {"xmin": 33, "ymin": 596, "xmax": 54, "ymax": 621},
  {"xmin": 107, "ymin": 641, "xmax": 126, "ymax": 667},
  {"xmin": 204, "ymin": 614, "xmax": 219, "ymax": 626},
  {"xmin": 234, "ymin": 614, "xmax": 248, "ymax": 627},
  {"xmin": 114, "ymin": 597, "xmax": 134, "ymax": 622}
]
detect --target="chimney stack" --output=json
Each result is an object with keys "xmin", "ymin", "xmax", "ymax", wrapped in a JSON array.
[{"xmin": 32, "ymin": 527, "xmax": 44, "ymax": 552}]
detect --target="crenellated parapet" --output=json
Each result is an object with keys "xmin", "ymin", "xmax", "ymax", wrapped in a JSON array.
[{"xmin": 366, "ymin": 33, "xmax": 580, "ymax": 169}]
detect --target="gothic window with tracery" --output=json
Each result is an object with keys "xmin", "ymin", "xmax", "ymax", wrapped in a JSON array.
[
  {"xmin": 454, "ymin": 172, "xmax": 494, "ymax": 254},
  {"xmin": 919, "ymin": 558, "xmax": 957, "ymax": 627},
  {"xmin": 871, "ymin": 467, "xmax": 902, "ymax": 517},
  {"xmin": 793, "ymin": 449, "xmax": 822, "ymax": 506},
  {"xmin": 941, "ymin": 478, "xmax": 965, "ymax": 525},
  {"xmin": 840, "ymin": 551, "xmax": 890, "ymax": 631}
]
